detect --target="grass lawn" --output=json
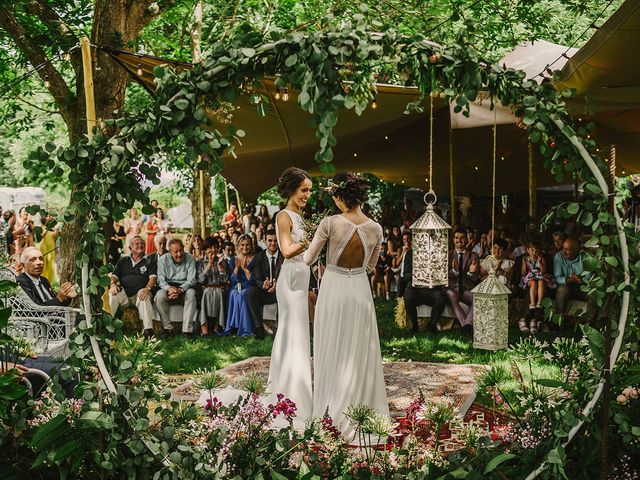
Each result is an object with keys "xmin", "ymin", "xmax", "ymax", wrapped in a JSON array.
[{"xmin": 155, "ymin": 299, "xmax": 569, "ymax": 400}]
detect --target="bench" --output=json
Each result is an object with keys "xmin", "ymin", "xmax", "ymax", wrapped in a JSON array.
[{"xmin": 0, "ymin": 269, "xmax": 78, "ymax": 359}]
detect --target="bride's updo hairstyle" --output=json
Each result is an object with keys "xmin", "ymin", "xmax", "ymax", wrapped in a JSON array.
[
  {"xmin": 277, "ymin": 167, "xmax": 310, "ymax": 198},
  {"xmin": 330, "ymin": 171, "xmax": 368, "ymax": 209}
]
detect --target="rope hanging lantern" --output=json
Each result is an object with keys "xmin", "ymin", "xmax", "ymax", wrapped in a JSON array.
[
  {"xmin": 471, "ymin": 107, "xmax": 511, "ymax": 350},
  {"xmin": 411, "ymin": 93, "xmax": 451, "ymax": 288}
]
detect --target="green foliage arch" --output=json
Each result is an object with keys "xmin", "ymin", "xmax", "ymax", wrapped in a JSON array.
[{"xmin": 28, "ymin": 15, "xmax": 637, "ymax": 478}]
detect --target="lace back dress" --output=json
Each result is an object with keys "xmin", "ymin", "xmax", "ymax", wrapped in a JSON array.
[
  {"xmin": 304, "ymin": 214, "xmax": 389, "ymax": 441},
  {"xmin": 268, "ymin": 210, "xmax": 313, "ymax": 421}
]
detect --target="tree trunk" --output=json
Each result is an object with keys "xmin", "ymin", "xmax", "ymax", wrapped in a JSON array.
[
  {"xmin": 0, "ymin": 2, "xmax": 160, "ymax": 283},
  {"xmin": 188, "ymin": 1, "xmax": 211, "ymax": 238},
  {"xmin": 56, "ymin": 3, "xmax": 159, "ymax": 283},
  {"xmin": 189, "ymin": 170, "xmax": 212, "ymax": 237}
]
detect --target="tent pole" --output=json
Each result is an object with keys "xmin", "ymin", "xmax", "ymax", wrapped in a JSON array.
[
  {"xmin": 224, "ymin": 179, "xmax": 230, "ymax": 211},
  {"xmin": 235, "ymin": 190, "xmax": 242, "ymax": 214},
  {"xmin": 80, "ymin": 36, "xmax": 116, "ymax": 391},
  {"xmin": 449, "ymin": 128, "xmax": 456, "ymax": 225},
  {"xmin": 528, "ymin": 142, "xmax": 537, "ymax": 223},
  {"xmin": 199, "ymin": 168, "xmax": 206, "ymax": 236}
]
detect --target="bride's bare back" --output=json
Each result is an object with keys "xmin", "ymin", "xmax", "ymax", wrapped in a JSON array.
[{"xmin": 304, "ymin": 214, "xmax": 382, "ymax": 272}]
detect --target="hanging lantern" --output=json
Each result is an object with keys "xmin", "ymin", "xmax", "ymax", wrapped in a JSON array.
[
  {"xmin": 471, "ymin": 270, "xmax": 511, "ymax": 350},
  {"xmin": 411, "ymin": 192, "xmax": 451, "ymax": 288}
]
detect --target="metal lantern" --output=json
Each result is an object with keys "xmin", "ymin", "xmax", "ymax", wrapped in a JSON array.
[
  {"xmin": 411, "ymin": 194, "xmax": 451, "ymax": 288},
  {"xmin": 471, "ymin": 270, "xmax": 511, "ymax": 350}
]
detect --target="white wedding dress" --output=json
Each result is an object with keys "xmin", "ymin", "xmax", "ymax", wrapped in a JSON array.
[
  {"xmin": 304, "ymin": 214, "xmax": 389, "ymax": 440},
  {"xmin": 267, "ymin": 209, "xmax": 313, "ymax": 421}
]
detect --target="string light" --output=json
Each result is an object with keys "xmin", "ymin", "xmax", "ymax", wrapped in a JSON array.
[
  {"xmin": 44, "ymin": 76, "xmax": 50, "ymax": 88},
  {"xmin": 274, "ymin": 88, "xmax": 281, "ymax": 100},
  {"xmin": 136, "ymin": 64, "xmax": 143, "ymax": 76},
  {"xmin": 353, "ymin": 153, "xmax": 357, "ymax": 157},
  {"xmin": 401, "ymin": 178, "xmax": 405, "ymax": 184},
  {"xmin": 64, "ymin": 52, "xmax": 71, "ymax": 62},
  {"xmin": 282, "ymin": 87, "xmax": 289, "ymax": 101},
  {"xmin": 384, "ymin": 135, "xmax": 389, "ymax": 140},
  {"xmin": 474, "ymin": 165, "xmax": 479, "ymax": 171},
  {"xmin": 371, "ymin": 97, "xmax": 378, "ymax": 109}
]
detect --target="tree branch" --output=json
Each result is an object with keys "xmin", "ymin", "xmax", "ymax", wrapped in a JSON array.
[
  {"xmin": 15, "ymin": 96, "xmax": 59, "ymax": 115},
  {"xmin": 0, "ymin": 6, "xmax": 76, "ymax": 129},
  {"xmin": 25, "ymin": 0, "xmax": 78, "ymax": 43}
]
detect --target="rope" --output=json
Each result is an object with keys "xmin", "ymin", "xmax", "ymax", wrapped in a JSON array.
[
  {"xmin": 428, "ymin": 93, "xmax": 434, "ymax": 193},
  {"xmin": 491, "ymin": 107, "xmax": 497, "ymax": 238},
  {"xmin": 535, "ymin": 0, "xmax": 617, "ymax": 79}
]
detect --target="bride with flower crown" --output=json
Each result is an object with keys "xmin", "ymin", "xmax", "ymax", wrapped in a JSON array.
[{"xmin": 304, "ymin": 171, "xmax": 388, "ymax": 440}]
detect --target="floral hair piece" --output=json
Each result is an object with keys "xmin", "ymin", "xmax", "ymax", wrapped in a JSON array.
[{"xmin": 323, "ymin": 175, "xmax": 362, "ymax": 195}]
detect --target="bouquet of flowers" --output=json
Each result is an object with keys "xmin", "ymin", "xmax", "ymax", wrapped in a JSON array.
[{"xmin": 301, "ymin": 209, "xmax": 329, "ymax": 242}]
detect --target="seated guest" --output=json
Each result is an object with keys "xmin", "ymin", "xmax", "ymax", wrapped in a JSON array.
[
  {"xmin": 444, "ymin": 227, "xmax": 479, "ymax": 332},
  {"xmin": 247, "ymin": 229, "xmax": 282, "ymax": 339},
  {"xmin": 225, "ymin": 235, "xmax": 255, "ymax": 337},
  {"xmin": 371, "ymin": 241, "xmax": 393, "ymax": 300},
  {"xmin": 393, "ymin": 231, "xmax": 413, "ymax": 298},
  {"xmin": 521, "ymin": 238, "xmax": 555, "ymax": 333},
  {"xmin": 197, "ymin": 237, "xmax": 228, "ymax": 336},
  {"xmin": 553, "ymin": 238, "xmax": 591, "ymax": 320},
  {"xmin": 109, "ymin": 236, "xmax": 157, "ymax": 338},
  {"xmin": 472, "ymin": 230, "xmax": 492, "ymax": 259},
  {"xmin": 403, "ymin": 248, "xmax": 447, "ymax": 333},
  {"xmin": 156, "ymin": 239, "xmax": 197, "ymax": 337},
  {"xmin": 480, "ymin": 238, "xmax": 514, "ymax": 286},
  {"xmin": 546, "ymin": 231, "xmax": 566, "ymax": 266},
  {"xmin": 17, "ymin": 247, "xmax": 77, "ymax": 306}
]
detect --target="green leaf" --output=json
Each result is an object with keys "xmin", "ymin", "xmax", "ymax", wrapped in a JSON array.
[
  {"xmin": 604, "ymin": 256, "xmax": 618, "ymax": 267},
  {"xmin": 269, "ymin": 470, "xmax": 288, "ymax": 480},
  {"xmin": 581, "ymin": 324, "xmax": 604, "ymax": 365},
  {"xmin": 174, "ymin": 99, "xmax": 190, "ymax": 110},
  {"xmin": 110, "ymin": 144, "xmax": 125, "ymax": 155},
  {"xmin": 31, "ymin": 414, "xmax": 69, "ymax": 449},
  {"xmin": 579, "ymin": 211, "xmax": 593, "ymax": 226},
  {"xmin": 285, "ymin": 53, "xmax": 298, "ymax": 67},
  {"xmin": 79, "ymin": 411, "xmax": 114, "ymax": 429},
  {"xmin": 484, "ymin": 453, "xmax": 516, "ymax": 473},
  {"xmin": 241, "ymin": 48, "xmax": 256, "ymax": 58},
  {"xmin": 52, "ymin": 438, "xmax": 83, "ymax": 461},
  {"xmin": 535, "ymin": 379, "xmax": 571, "ymax": 390},
  {"xmin": 567, "ymin": 203, "xmax": 579, "ymax": 215}
]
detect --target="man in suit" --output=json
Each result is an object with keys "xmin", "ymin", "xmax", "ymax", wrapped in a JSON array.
[
  {"xmin": 445, "ymin": 226, "xmax": 480, "ymax": 332},
  {"xmin": 402, "ymin": 243, "xmax": 447, "ymax": 333},
  {"xmin": 17, "ymin": 247, "xmax": 77, "ymax": 306},
  {"xmin": 247, "ymin": 229, "xmax": 283, "ymax": 340},
  {"xmin": 394, "ymin": 231, "xmax": 413, "ymax": 298}
]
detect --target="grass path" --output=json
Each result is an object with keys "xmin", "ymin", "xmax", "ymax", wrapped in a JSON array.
[{"xmin": 156, "ymin": 299, "xmax": 568, "ymax": 396}]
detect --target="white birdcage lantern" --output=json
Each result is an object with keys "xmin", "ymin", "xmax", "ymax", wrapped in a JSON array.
[
  {"xmin": 471, "ymin": 270, "xmax": 511, "ymax": 350},
  {"xmin": 411, "ymin": 193, "xmax": 451, "ymax": 288}
]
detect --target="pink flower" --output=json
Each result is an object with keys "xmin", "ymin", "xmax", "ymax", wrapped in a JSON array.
[
  {"xmin": 268, "ymin": 394, "xmax": 297, "ymax": 421},
  {"xmin": 617, "ymin": 394, "xmax": 629, "ymax": 405}
]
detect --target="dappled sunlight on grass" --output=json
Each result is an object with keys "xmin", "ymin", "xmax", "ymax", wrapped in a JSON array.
[{"xmin": 154, "ymin": 296, "xmax": 574, "ymax": 398}]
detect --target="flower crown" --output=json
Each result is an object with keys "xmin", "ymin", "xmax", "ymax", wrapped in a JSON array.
[{"xmin": 322, "ymin": 175, "xmax": 362, "ymax": 194}]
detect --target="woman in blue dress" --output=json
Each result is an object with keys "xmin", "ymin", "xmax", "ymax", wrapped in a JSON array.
[{"xmin": 225, "ymin": 234, "xmax": 255, "ymax": 337}]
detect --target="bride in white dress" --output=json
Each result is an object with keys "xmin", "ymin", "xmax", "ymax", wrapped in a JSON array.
[
  {"xmin": 303, "ymin": 171, "xmax": 389, "ymax": 440},
  {"xmin": 268, "ymin": 167, "xmax": 313, "ymax": 421}
]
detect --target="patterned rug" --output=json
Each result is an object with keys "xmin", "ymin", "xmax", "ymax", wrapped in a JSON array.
[{"xmin": 166, "ymin": 357, "xmax": 485, "ymax": 417}]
